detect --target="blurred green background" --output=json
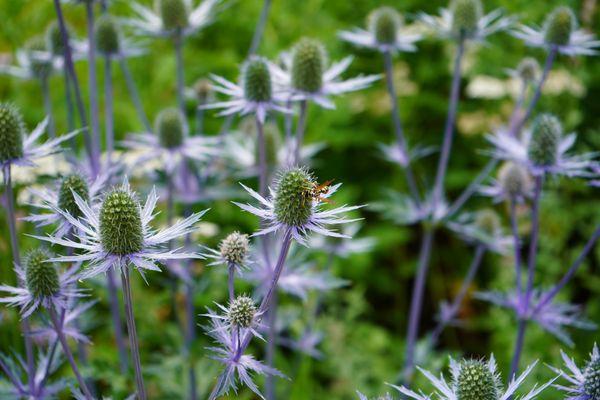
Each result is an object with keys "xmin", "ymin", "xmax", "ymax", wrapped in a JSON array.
[{"xmin": 0, "ymin": 0, "xmax": 599, "ymax": 398}]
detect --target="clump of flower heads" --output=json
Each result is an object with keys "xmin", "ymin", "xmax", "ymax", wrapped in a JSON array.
[
  {"xmin": 0, "ymin": 103, "xmax": 25, "ymax": 163},
  {"xmin": 57, "ymin": 173, "xmax": 91, "ymax": 219},
  {"xmin": 528, "ymin": 113, "xmax": 562, "ymax": 167},
  {"xmin": 96, "ymin": 15, "xmax": 121, "ymax": 55},
  {"xmin": 227, "ymin": 295, "xmax": 257, "ymax": 329},
  {"xmin": 291, "ymin": 38, "xmax": 327, "ymax": 93},
  {"xmin": 99, "ymin": 189, "xmax": 144, "ymax": 255},
  {"xmin": 156, "ymin": 107, "xmax": 185, "ymax": 149},
  {"xmin": 368, "ymin": 7, "xmax": 402, "ymax": 45}
]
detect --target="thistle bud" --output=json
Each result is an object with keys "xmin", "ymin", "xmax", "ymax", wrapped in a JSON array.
[
  {"xmin": 451, "ymin": 0, "xmax": 482, "ymax": 37},
  {"xmin": 155, "ymin": 108, "xmax": 185, "ymax": 149},
  {"xmin": 219, "ymin": 231, "xmax": 249, "ymax": 265},
  {"xmin": 583, "ymin": 356, "xmax": 600, "ymax": 399},
  {"xmin": 475, "ymin": 209, "xmax": 500, "ymax": 236},
  {"xmin": 528, "ymin": 114, "xmax": 562, "ymax": 167},
  {"xmin": 456, "ymin": 360, "xmax": 499, "ymax": 400},
  {"xmin": 228, "ymin": 295, "xmax": 257, "ymax": 328},
  {"xmin": 368, "ymin": 7, "xmax": 402, "ymax": 45},
  {"xmin": 544, "ymin": 6, "xmax": 575, "ymax": 46},
  {"xmin": 58, "ymin": 174, "xmax": 90, "ymax": 218},
  {"xmin": 498, "ymin": 162, "xmax": 532, "ymax": 199},
  {"xmin": 95, "ymin": 15, "xmax": 120, "ymax": 55},
  {"xmin": 274, "ymin": 168, "xmax": 315, "ymax": 227},
  {"xmin": 46, "ymin": 22, "xmax": 68, "ymax": 56},
  {"xmin": 291, "ymin": 38, "xmax": 326, "ymax": 93},
  {"xmin": 25, "ymin": 249, "xmax": 59, "ymax": 299},
  {"xmin": 516, "ymin": 57, "xmax": 540, "ymax": 83},
  {"xmin": 243, "ymin": 56, "xmax": 272, "ymax": 102},
  {"xmin": 159, "ymin": 0, "xmax": 189, "ymax": 30},
  {"xmin": 26, "ymin": 36, "xmax": 52, "ymax": 79},
  {"xmin": 99, "ymin": 190, "xmax": 143, "ymax": 255},
  {"xmin": 194, "ymin": 78, "xmax": 212, "ymax": 102},
  {"xmin": 0, "ymin": 103, "xmax": 25, "ymax": 163}
]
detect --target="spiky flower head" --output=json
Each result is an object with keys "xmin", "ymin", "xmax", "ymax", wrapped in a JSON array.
[
  {"xmin": 227, "ymin": 295, "xmax": 257, "ymax": 328},
  {"xmin": 0, "ymin": 103, "xmax": 25, "ymax": 163},
  {"xmin": 158, "ymin": 0, "xmax": 189, "ymax": 30},
  {"xmin": 46, "ymin": 21, "xmax": 68, "ymax": 56},
  {"xmin": 99, "ymin": 189, "xmax": 143, "ymax": 255},
  {"xmin": 368, "ymin": 7, "xmax": 402, "ymax": 45},
  {"xmin": 498, "ymin": 162, "xmax": 531, "ymax": 199},
  {"xmin": 243, "ymin": 56, "xmax": 272, "ymax": 102},
  {"xmin": 58, "ymin": 174, "xmax": 90, "ymax": 218},
  {"xmin": 451, "ymin": 0, "xmax": 483, "ymax": 37},
  {"xmin": 219, "ymin": 231, "xmax": 249, "ymax": 266},
  {"xmin": 25, "ymin": 249, "xmax": 59, "ymax": 299},
  {"xmin": 583, "ymin": 356, "xmax": 600, "ymax": 399},
  {"xmin": 274, "ymin": 168, "xmax": 315, "ymax": 227},
  {"xmin": 155, "ymin": 108, "xmax": 185, "ymax": 149},
  {"xmin": 543, "ymin": 6, "xmax": 576, "ymax": 46},
  {"xmin": 456, "ymin": 359, "xmax": 500, "ymax": 400},
  {"xmin": 291, "ymin": 38, "xmax": 327, "ymax": 93},
  {"xmin": 194, "ymin": 78, "xmax": 212, "ymax": 102},
  {"xmin": 528, "ymin": 114, "xmax": 562, "ymax": 167},
  {"xmin": 95, "ymin": 15, "xmax": 120, "ymax": 55},
  {"xmin": 475, "ymin": 209, "xmax": 500, "ymax": 236},
  {"xmin": 516, "ymin": 57, "xmax": 540, "ymax": 83},
  {"xmin": 25, "ymin": 36, "xmax": 52, "ymax": 78}
]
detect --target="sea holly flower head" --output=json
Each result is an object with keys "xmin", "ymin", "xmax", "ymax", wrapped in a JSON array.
[
  {"xmin": 0, "ymin": 249, "xmax": 83, "ymax": 318},
  {"xmin": 528, "ymin": 113, "xmax": 562, "ymax": 168},
  {"xmin": 338, "ymin": 6, "xmax": 422, "ymax": 53},
  {"xmin": 450, "ymin": 0, "xmax": 482, "ymax": 38},
  {"xmin": 24, "ymin": 36, "xmax": 54, "ymax": 80},
  {"xmin": 234, "ymin": 167, "xmax": 363, "ymax": 245},
  {"xmin": 227, "ymin": 295, "xmax": 257, "ymax": 329},
  {"xmin": 244, "ymin": 57, "xmax": 273, "ymax": 103},
  {"xmin": 513, "ymin": 6, "xmax": 600, "ymax": 56},
  {"xmin": 95, "ymin": 15, "xmax": 121, "ymax": 55},
  {"xmin": 156, "ymin": 107, "xmax": 185, "ymax": 149},
  {"xmin": 159, "ymin": 0, "xmax": 189, "ymax": 30},
  {"xmin": 515, "ymin": 57, "xmax": 540, "ymax": 84},
  {"xmin": 204, "ymin": 231, "xmax": 252, "ymax": 273},
  {"xmin": 291, "ymin": 38, "xmax": 327, "ymax": 94},
  {"xmin": 455, "ymin": 359, "xmax": 501, "ymax": 400},
  {"xmin": 550, "ymin": 344, "xmax": 600, "ymax": 400},
  {"xmin": 46, "ymin": 21, "xmax": 68, "ymax": 57},
  {"xmin": 480, "ymin": 161, "xmax": 533, "ymax": 204}
]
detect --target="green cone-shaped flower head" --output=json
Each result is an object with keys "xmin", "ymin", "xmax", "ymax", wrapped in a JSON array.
[
  {"xmin": 228, "ymin": 295, "xmax": 257, "ymax": 328},
  {"xmin": 156, "ymin": 108, "xmax": 185, "ymax": 149},
  {"xmin": 475, "ymin": 209, "xmax": 500, "ymax": 236},
  {"xmin": 96, "ymin": 15, "xmax": 120, "ymax": 55},
  {"xmin": 194, "ymin": 78, "xmax": 212, "ymax": 102},
  {"xmin": 451, "ymin": 0, "xmax": 482, "ymax": 37},
  {"xmin": 368, "ymin": 7, "xmax": 402, "ymax": 45},
  {"xmin": 544, "ymin": 6, "xmax": 576, "ymax": 46},
  {"xmin": 219, "ymin": 231, "xmax": 249, "ymax": 265},
  {"xmin": 243, "ymin": 56, "xmax": 272, "ymax": 102},
  {"xmin": 99, "ymin": 189, "xmax": 143, "ymax": 255},
  {"xmin": 158, "ymin": 0, "xmax": 189, "ymax": 30},
  {"xmin": 58, "ymin": 174, "xmax": 90, "ymax": 218},
  {"xmin": 528, "ymin": 113, "xmax": 562, "ymax": 167},
  {"xmin": 583, "ymin": 356, "xmax": 600, "ymax": 399},
  {"xmin": 25, "ymin": 249, "xmax": 59, "ymax": 299},
  {"xmin": 456, "ymin": 360, "xmax": 500, "ymax": 400},
  {"xmin": 46, "ymin": 22, "xmax": 68, "ymax": 56},
  {"xmin": 498, "ymin": 162, "xmax": 531, "ymax": 199},
  {"xmin": 291, "ymin": 38, "xmax": 327, "ymax": 93},
  {"xmin": 0, "ymin": 103, "xmax": 25, "ymax": 163},
  {"xmin": 26, "ymin": 36, "xmax": 52, "ymax": 78},
  {"xmin": 516, "ymin": 57, "xmax": 540, "ymax": 83},
  {"xmin": 274, "ymin": 168, "xmax": 315, "ymax": 227}
]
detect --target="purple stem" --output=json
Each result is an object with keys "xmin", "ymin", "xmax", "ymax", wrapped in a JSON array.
[
  {"xmin": 510, "ymin": 200, "xmax": 523, "ymax": 301},
  {"xmin": 256, "ymin": 115, "xmax": 268, "ymax": 197},
  {"xmin": 430, "ymin": 244, "xmax": 486, "ymax": 347},
  {"xmin": 383, "ymin": 50, "xmax": 420, "ymax": 203},
  {"xmin": 49, "ymin": 308, "xmax": 93, "ymax": 400},
  {"xmin": 294, "ymin": 100, "xmax": 308, "ymax": 165},
  {"xmin": 0, "ymin": 356, "xmax": 25, "ymax": 395},
  {"xmin": 265, "ymin": 291, "xmax": 278, "ymax": 400},
  {"xmin": 40, "ymin": 76, "xmax": 56, "ymax": 138},
  {"xmin": 121, "ymin": 268, "xmax": 147, "ymax": 400},
  {"xmin": 508, "ymin": 80, "xmax": 527, "ymax": 137},
  {"xmin": 85, "ymin": 1, "xmax": 102, "ymax": 174},
  {"xmin": 104, "ymin": 55, "xmax": 114, "ymax": 165},
  {"xmin": 228, "ymin": 264, "xmax": 235, "ymax": 302},
  {"xmin": 247, "ymin": 0, "xmax": 272, "ymax": 56},
  {"xmin": 185, "ymin": 280, "xmax": 197, "ymax": 400},
  {"xmin": 106, "ymin": 268, "xmax": 128, "ymax": 373},
  {"xmin": 174, "ymin": 31, "xmax": 187, "ymax": 133},
  {"xmin": 402, "ymin": 228, "xmax": 434, "ymax": 384},
  {"xmin": 118, "ymin": 57, "xmax": 152, "ymax": 133}
]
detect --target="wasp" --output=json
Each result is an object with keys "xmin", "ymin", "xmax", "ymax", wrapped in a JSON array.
[{"xmin": 302, "ymin": 179, "xmax": 334, "ymax": 204}]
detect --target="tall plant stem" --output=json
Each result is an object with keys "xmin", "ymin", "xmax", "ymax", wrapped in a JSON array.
[
  {"xmin": 53, "ymin": 0, "xmax": 97, "ymax": 173},
  {"xmin": 49, "ymin": 308, "xmax": 93, "ymax": 400},
  {"xmin": 402, "ymin": 227, "xmax": 434, "ymax": 384},
  {"xmin": 430, "ymin": 245, "xmax": 486, "ymax": 347},
  {"xmin": 85, "ymin": 1, "xmax": 102, "ymax": 172},
  {"xmin": 248, "ymin": 0, "xmax": 272, "ymax": 56},
  {"xmin": 63, "ymin": 64, "xmax": 77, "ymax": 150},
  {"xmin": 104, "ymin": 55, "xmax": 114, "ymax": 164},
  {"xmin": 510, "ymin": 175, "xmax": 543, "ymax": 378},
  {"xmin": 294, "ymin": 100, "xmax": 308, "ymax": 165},
  {"xmin": 228, "ymin": 264, "xmax": 235, "ymax": 301},
  {"xmin": 508, "ymin": 80, "xmax": 528, "ymax": 136},
  {"xmin": 118, "ymin": 57, "xmax": 152, "ymax": 133},
  {"xmin": 106, "ymin": 268, "xmax": 128, "ymax": 373},
  {"xmin": 265, "ymin": 291, "xmax": 278, "ymax": 400},
  {"xmin": 3, "ymin": 165, "xmax": 35, "ymax": 394},
  {"xmin": 510, "ymin": 200, "xmax": 523, "ymax": 300},
  {"xmin": 185, "ymin": 279, "xmax": 197, "ymax": 400},
  {"xmin": 174, "ymin": 31, "xmax": 186, "ymax": 130},
  {"xmin": 121, "ymin": 267, "xmax": 147, "ymax": 400},
  {"xmin": 256, "ymin": 116, "xmax": 268, "ymax": 196},
  {"xmin": 383, "ymin": 50, "xmax": 420, "ymax": 202},
  {"xmin": 40, "ymin": 76, "xmax": 56, "ymax": 138}
]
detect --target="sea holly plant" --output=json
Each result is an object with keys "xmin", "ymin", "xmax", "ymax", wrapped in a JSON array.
[{"xmin": 550, "ymin": 344, "xmax": 600, "ymax": 400}]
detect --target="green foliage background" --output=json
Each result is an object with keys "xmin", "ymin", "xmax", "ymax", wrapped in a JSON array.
[{"xmin": 0, "ymin": 0, "xmax": 598, "ymax": 399}]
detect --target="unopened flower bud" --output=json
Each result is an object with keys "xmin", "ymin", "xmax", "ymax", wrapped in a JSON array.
[
  {"xmin": 544, "ymin": 6, "xmax": 575, "ymax": 46},
  {"xmin": 528, "ymin": 113, "xmax": 562, "ymax": 167},
  {"xmin": 274, "ymin": 168, "xmax": 315, "ymax": 227},
  {"xmin": 219, "ymin": 232, "xmax": 249, "ymax": 265},
  {"xmin": 516, "ymin": 57, "xmax": 540, "ymax": 83},
  {"xmin": 456, "ymin": 360, "xmax": 499, "ymax": 400},
  {"xmin": 96, "ymin": 15, "xmax": 120, "ymax": 55},
  {"xmin": 25, "ymin": 249, "xmax": 59, "ymax": 299},
  {"xmin": 498, "ymin": 162, "xmax": 531, "ymax": 199},
  {"xmin": 228, "ymin": 295, "xmax": 257, "ymax": 328},
  {"xmin": 0, "ymin": 103, "xmax": 25, "ymax": 163},
  {"xmin": 194, "ymin": 78, "xmax": 212, "ymax": 102},
  {"xmin": 99, "ymin": 189, "xmax": 143, "ymax": 255},
  {"xmin": 26, "ymin": 36, "xmax": 52, "ymax": 79},
  {"xmin": 243, "ymin": 56, "xmax": 272, "ymax": 102},
  {"xmin": 368, "ymin": 7, "xmax": 402, "ymax": 45},
  {"xmin": 159, "ymin": 0, "xmax": 189, "ymax": 30},
  {"xmin": 451, "ymin": 0, "xmax": 482, "ymax": 37},
  {"xmin": 291, "ymin": 38, "xmax": 326, "ymax": 93},
  {"xmin": 155, "ymin": 108, "xmax": 185, "ymax": 149}
]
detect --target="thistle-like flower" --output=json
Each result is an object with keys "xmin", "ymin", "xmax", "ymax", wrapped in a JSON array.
[
  {"xmin": 513, "ymin": 6, "xmax": 600, "ymax": 56},
  {"xmin": 234, "ymin": 167, "xmax": 363, "ymax": 245},
  {"xmin": 271, "ymin": 38, "xmax": 379, "ymax": 109},
  {"xmin": 202, "ymin": 56, "xmax": 290, "ymax": 123},
  {"xmin": 0, "ymin": 248, "xmax": 83, "ymax": 317},
  {"xmin": 447, "ymin": 209, "xmax": 512, "ymax": 254},
  {"xmin": 550, "ymin": 344, "xmax": 600, "ymax": 400},
  {"xmin": 204, "ymin": 295, "xmax": 264, "ymax": 340},
  {"xmin": 35, "ymin": 178, "xmax": 207, "ymax": 279},
  {"xmin": 418, "ymin": 0, "xmax": 514, "ymax": 42},
  {"xmin": 480, "ymin": 161, "xmax": 533, "ymax": 204},
  {"xmin": 122, "ymin": 107, "xmax": 218, "ymax": 175},
  {"xmin": 0, "ymin": 36, "xmax": 62, "ymax": 81},
  {"xmin": 508, "ymin": 57, "xmax": 541, "ymax": 85},
  {"xmin": 338, "ymin": 7, "xmax": 422, "ymax": 53},
  {"xmin": 392, "ymin": 356, "xmax": 554, "ymax": 400},
  {"xmin": 126, "ymin": 0, "xmax": 221, "ymax": 38},
  {"xmin": 486, "ymin": 116, "xmax": 596, "ymax": 177},
  {"xmin": 204, "ymin": 231, "xmax": 251, "ymax": 273},
  {"xmin": 90, "ymin": 15, "xmax": 145, "ymax": 60},
  {"xmin": 0, "ymin": 103, "xmax": 76, "ymax": 170}
]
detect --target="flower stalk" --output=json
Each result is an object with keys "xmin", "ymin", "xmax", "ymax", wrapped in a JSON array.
[{"xmin": 85, "ymin": 0, "xmax": 102, "ymax": 174}]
